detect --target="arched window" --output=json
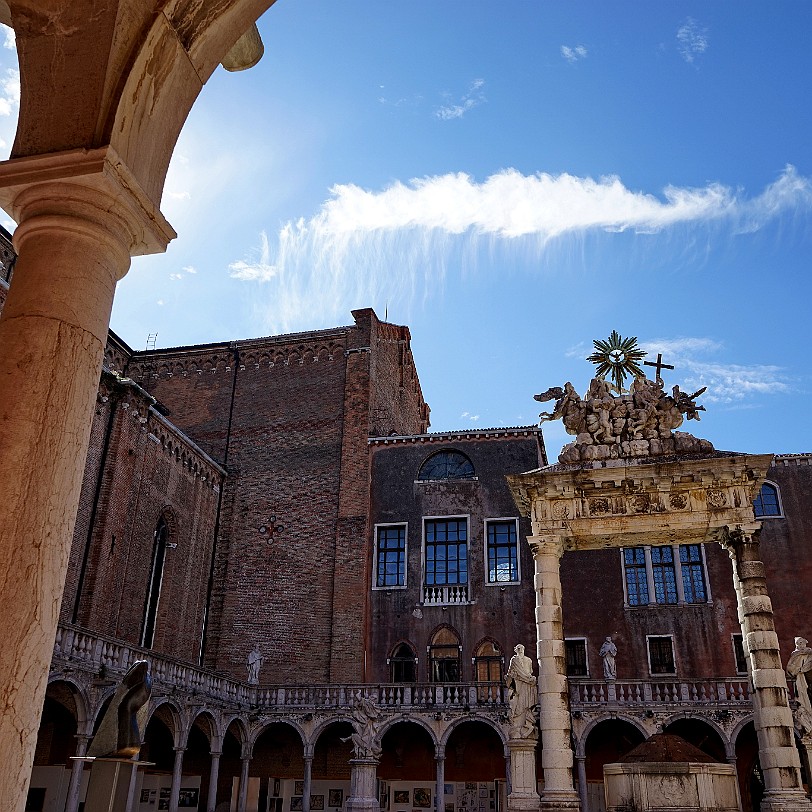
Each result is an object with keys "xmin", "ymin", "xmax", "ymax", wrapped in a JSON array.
[
  {"xmin": 429, "ymin": 627, "xmax": 461, "ymax": 682},
  {"xmin": 753, "ymin": 482, "xmax": 782, "ymax": 518},
  {"xmin": 389, "ymin": 642, "xmax": 417, "ymax": 683},
  {"xmin": 141, "ymin": 515, "xmax": 170, "ymax": 648},
  {"xmin": 474, "ymin": 640, "xmax": 503, "ymax": 702},
  {"xmin": 418, "ymin": 450, "xmax": 475, "ymax": 481}
]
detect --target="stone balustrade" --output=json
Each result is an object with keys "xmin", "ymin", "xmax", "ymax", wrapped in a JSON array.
[
  {"xmin": 422, "ymin": 584, "xmax": 470, "ymax": 605},
  {"xmin": 54, "ymin": 624, "xmax": 759, "ymax": 720},
  {"xmin": 569, "ymin": 677, "xmax": 752, "ymax": 707}
]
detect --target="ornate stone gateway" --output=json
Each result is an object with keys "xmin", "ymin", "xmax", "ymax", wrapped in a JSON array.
[{"xmin": 508, "ymin": 335, "xmax": 811, "ymax": 812}]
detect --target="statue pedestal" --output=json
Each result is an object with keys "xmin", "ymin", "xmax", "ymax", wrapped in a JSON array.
[
  {"xmin": 77, "ymin": 757, "xmax": 153, "ymax": 812},
  {"xmin": 507, "ymin": 739, "xmax": 541, "ymax": 812},
  {"xmin": 345, "ymin": 758, "xmax": 381, "ymax": 812}
]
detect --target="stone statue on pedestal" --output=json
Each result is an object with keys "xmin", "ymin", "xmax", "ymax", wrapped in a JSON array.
[
  {"xmin": 600, "ymin": 636, "xmax": 618, "ymax": 680},
  {"xmin": 247, "ymin": 644, "xmax": 263, "ymax": 684},
  {"xmin": 342, "ymin": 696, "xmax": 382, "ymax": 759},
  {"xmin": 788, "ymin": 637, "xmax": 812, "ymax": 735},
  {"xmin": 505, "ymin": 644, "xmax": 538, "ymax": 740}
]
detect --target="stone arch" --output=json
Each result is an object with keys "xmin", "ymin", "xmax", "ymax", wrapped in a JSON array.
[
  {"xmin": 378, "ymin": 715, "xmax": 438, "ymax": 747},
  {"xmin": 580, "ymin": 716, "xmax": 646, "ymax": 794},
  {"xmin": 440, "ymin": 715, "xmax": 506, "ymax": 750},
  {"xmin": 427, "ymin": 624, "xmax": 462, "ymax": 682},
  {"xmin": 187, "ymin": 709, "xmax": 223, "ymax": 751},
  {"xmin": 249, "ymin": 718, "xmax": 306, "ymax": 752},
  {"xmin": 388, "ymin": 640, "xmax": 418, "ymax": 683},
  {"xmin": 309, "ymin": 713, "xmax": 355, "ymax": 750},
  {"xmin": 443, "ymin": 718, "xmax": 507, "ymax": 782},
  {"xmin": 145, "ymin": 698, "xmax": 184, "ymax": 746},
  {"xmin": 378, "ymin": 719, "xmax": 437, "ymax": 782},
  {"xmin": 44, "ymin": 676, "xmax": 90, "ymax": 731},
  {"xmin": 575, "ymin": 713, "xmax": 648, "ymax": 758},
  {"xmin": 311, "ymin": 718, "xmax": 354, "ymax": 782},
  {"xmin": 662, "ymin": 714, "xmax": 730, "ymax": 761},
  {"xmin": 472, "ymin": 637, "xmax": 505, "ymax": 703}
]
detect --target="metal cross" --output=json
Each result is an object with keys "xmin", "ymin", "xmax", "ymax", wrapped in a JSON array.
[{"xmin": 644, "ymin": 353, "xmax": 674, "ymax": 381}]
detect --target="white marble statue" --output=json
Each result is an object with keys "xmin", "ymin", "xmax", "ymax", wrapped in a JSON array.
[
  {"xmin": 787, "ymin": 637, "xmax": 812, "ymax": 732},
  {"xmin": 247, "ymin": 645, "xmax": 263, "ymax": 684},
  {"xmin": 342, "ymin": 696, "xmax": 382, "ymax": 759},
  {"xmin": 600, "ymin": 636, "xmax": 617, "ymax": 680},
  {"xmin": 505, "ymin": 644, "xmax": 537, "ymax": 740}
]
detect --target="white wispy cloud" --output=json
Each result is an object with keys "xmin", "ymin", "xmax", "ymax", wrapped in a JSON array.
[
  {"xmin": 461, "ymin": 411, "xmax": 480, "ymax": 422},
  {"xmin": 167, "ymin": 190, "xmax": 191, "ymax": 201},
  {"xmin": 169, "ymin": 273, "xmax": 183, "ymax": 280},
  {"xmin": 182, "ymin": 265, "xmax": 197, "ymax": 274},
  {"xmin": 639, "ymin": 337, "xmax": 789, "ymax": 403},
  {"xmin": 230, "ymin": 166, "xmax": 812, "ymax": 333},
  {"xmin": 561, "ymin": 45, "xmax": 588, "ymax": 64},
  {"xmin": 1, "ymin": 25, "xmax": 14, "ymax": 50},
  {"xmin": 566, "ymin": 335, "xmax": 789, "ymax": 406},
  {"xmin": 435, "ymin": 79, "xmax": 486, "ymax": 121},
  {"xmin": 0, "ymin": 67, "xmax": 19, "ymax": 117},
  {"xmin": 677, "ymin": 17, "xmax": 709, "ymax": 64}
]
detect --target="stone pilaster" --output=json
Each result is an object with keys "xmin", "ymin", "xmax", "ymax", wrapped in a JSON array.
[
  {"xmin": 722, "ymin": 526, "xmax": 812, "ymax": 812},
  {"xmin": 346, "ymin": 758, "xmax": 381, "ymax": 812},
  {"xmin": 507, "ymin": 738, "xmax": 541, "ymax": 812},
  {"xmin": 529, "ymin": 535, "xmax": 580, "ymax": 812}
]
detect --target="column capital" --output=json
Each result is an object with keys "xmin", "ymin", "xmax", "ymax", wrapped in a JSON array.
[
  {"xmin": 718, "ymin": 524, "xmax": 762, "ymax": 556},
  {"xmin": 434, "ymin": 746, "xmax": 445, "ymax": 761},
  {"xmin": 0, "ymin": 145, "xmax": 176, "ymax": 261},
  {"xmin": 209, "ymin": 750, "xmax": 223, "ymax": 758},
  {"xmin": 528, "ymin": 535, "xmax": 565, "ymax": 559},
  {"xmin": 174, "ymin": 746, "xmax": 187, "ymax": 754}
]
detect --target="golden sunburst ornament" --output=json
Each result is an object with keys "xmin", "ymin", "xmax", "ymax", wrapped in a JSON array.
[{"xmin": 587, "ymin": 331, "xmax": 647, "ymax": 393}]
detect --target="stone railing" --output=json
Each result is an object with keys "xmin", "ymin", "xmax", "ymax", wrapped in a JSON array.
[
  {"xmin": 52, "ymin": 624, "xmax": 504, "ymax": 711},
  {"xmin": 423, "ymin": 584, "xmax": 469, "ymax": 605},
  {"xmin": 569, "ymin": 678, "xmax": 752, "ymax": 707}
]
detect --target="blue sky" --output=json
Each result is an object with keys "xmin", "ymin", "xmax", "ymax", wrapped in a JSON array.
[{"xmin": 1, "ymin": 2, "xmax": 810, "ymax": 456}]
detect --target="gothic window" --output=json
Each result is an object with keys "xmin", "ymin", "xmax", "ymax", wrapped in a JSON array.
[
  {"xmin": 651, "ymin": 546, "xmax": 678, "ymax": 605},
  {"xmin": 474, "ymin": 640, "xmax": 503, "ymax": 701},
  {"xmin": 429, "ymin": 627, "xmax": 461, "ymax": 682},
  {"xmin": 375, "ymin": 524, "xmax": 407, "ymax": 588},
  {"xmin": 623, "ymin": 547, "xmax": 649, "ymax": 606},
  {"xmin": 647, "ymin": 635, "xmax": 676, "ymax": 675},
  {"xmin": 753, "ymin": 482, "xmax": 782, "ymax": 518},
  {"xmin": 418, "ymin": 450, "xmax": 475, "ymax": 481},
  {"xmin": 565, "ymin": 639, "xmax": 589, "ymax": 677},
  {"xmin": 486, "ymin": 519, "xmax": 519, "ymax": 583},
  {"xmin": 425, "ymin": 518, "xmax": 468, "ymax": 586},
  {"xmin": 389, "ymin": 642, "xmax": 417, "ymax": 683},
  {"xmin": 141, "ymin": 515, "xmax": 170, "ymax": 648}
]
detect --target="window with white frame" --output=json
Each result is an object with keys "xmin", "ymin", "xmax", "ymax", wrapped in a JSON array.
[
  {"xmin": 732, "ymin": 634, "xmax": 748, "ymax": 674},
  {"xmin": 374, "ymin": 524, "xmax": 407, "ymax": 588},
  {"xmin": 424, "ymin": 517, "xmax": 469, "ymax": 604},
  {"xmin": 485, "ymin": 519, "xmax": 519, "ymax": 583},
  {"xmin": 753, "ymin": 482, "xmax": 782, "ymax": 518},
  {"xmin": 565, "ymin": 638, "xmax": 589, "ymax": 677},
  {"xmin": 647, "ymin": 635, "xmax": 676, "ymax": 675},
  {"xmin": 622, "ymin": 544, "xmax": 710, "ymax": 607}
]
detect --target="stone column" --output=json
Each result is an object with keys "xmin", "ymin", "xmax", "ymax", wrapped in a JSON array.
[
  {"xmin": 237, "ymin": 751, "xmax": 252, "ymax": 812},
  {"xmin": 303, "ymin": 753, "xmax": 313, "ymax": 812},
  {"xmin": 169, "ymin": 746, "xmax": 186, "ymax": 812},
  {"xmin": 529, "ymin": 535, "xmax": 580, "ymax": 812},
  {"xmin": 575, "ymin": 756, "xmax": 588, "ymax": 812},
  {"xmin": 722, "ymin": 526, "xmax": 812, "ymax": 812},
  {"xmin": 0, "ymin": 148, "xmax": 174, "ymax": 812},
  {"xmin": 65, "ymin": 733, "xmax": 91, "ymax": 812},
  {"xmin": 435, "ymin": 746, "xmax": 445, "ymax": 812},
  {"xmin": 345, "ymin": 758, "xmax": 381, "ymax": 812},
  {"xmin": 207, "ymin": 750, "xmax": 222, "ymax": 812}
]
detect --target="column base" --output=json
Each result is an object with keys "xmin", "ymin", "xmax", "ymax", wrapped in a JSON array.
[
  {"xmin": 760, "ymin": 790, "xmax": 812, "ymax": 812},
  {"xmin": 539, "ymin": 790, "xmax": 581, "ymax": 812},
  {"xmin": 507, "ymin": 791, "xmax": 542, "ymax": 812},
  {"xmin": 345, "ymin": 758, "xmax": 380, "ymax": 812}
]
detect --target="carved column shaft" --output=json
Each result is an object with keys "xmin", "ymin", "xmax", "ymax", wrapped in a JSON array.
[
  {"xmin": 530, "ymin": 535, "xmax": 580, "ymax": 812},
  {"xmin": 724, "ymin": 528, "xmax": 811, "ymax": 812},
  {"xmin": 237, "ymin": 755, "xmax": 251, "ymax": 812},
  {"xmin": 303, "ymin": 755, "xmax": 313, "ymax": 812},
  {"xmin": 169, "ymin": 747, "xmax": 186, "ymax": 812},
  {"xmin": 207, "ymin": 751, "xmax": 222, "ymax": 812},
  {"xmin": 435, "ymin": 747, "xmax": 445, "ymax": 812}
]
